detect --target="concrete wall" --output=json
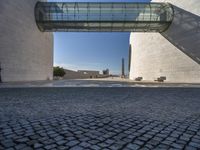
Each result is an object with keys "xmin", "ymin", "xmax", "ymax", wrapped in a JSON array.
[
  {"xmin": 0, "ymin": 0, "xmax": 53, "ymax": 82},
  {"xmin": 63, "ymin": 69, "xmax": 108, "ymax": 79},
  {"xmin": 129, "ymin": 0, "xmax": 200, "ymax": 83},
  {"xmin": 64, "ymin": 69, "xmax": 98, "ymax": 79}
]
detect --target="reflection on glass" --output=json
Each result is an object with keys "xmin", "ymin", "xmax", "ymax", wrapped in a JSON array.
[{"xmin": 35, "ymin": 2, "xmax": 173, "ymax": 32}]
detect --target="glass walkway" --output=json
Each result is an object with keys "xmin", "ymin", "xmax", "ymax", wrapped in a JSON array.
[{"xmin": 35, "ymin": 2, "xmax": 174, "ymax": 32}]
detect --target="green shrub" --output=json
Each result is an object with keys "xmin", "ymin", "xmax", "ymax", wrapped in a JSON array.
[{"xmin": 53, "ymin": 66, "xmax": 66, "ymax": 77}]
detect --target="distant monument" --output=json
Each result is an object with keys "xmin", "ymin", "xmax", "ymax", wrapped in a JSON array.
[{"xmin": 121, "ymin": 58, "xmax": 125, "ymax": 78}]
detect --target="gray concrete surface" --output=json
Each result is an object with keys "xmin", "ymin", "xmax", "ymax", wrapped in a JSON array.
[{"xmin": 0, "ymin": 0, "xmax": 53, "ymax": 82}]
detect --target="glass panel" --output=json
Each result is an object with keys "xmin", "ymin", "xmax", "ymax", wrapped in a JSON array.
[{"xmin": 35, "ymin": 2, "xmax": 173, "ymax": 32}]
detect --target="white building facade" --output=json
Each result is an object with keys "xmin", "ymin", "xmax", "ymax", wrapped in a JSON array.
[
  {"xmin": 0, "ymin": 0, "xmax": 53, "ymax": 82},
  {"xmin": 129, "ymin": 0, "xmax": 200, "ymax": 83}
]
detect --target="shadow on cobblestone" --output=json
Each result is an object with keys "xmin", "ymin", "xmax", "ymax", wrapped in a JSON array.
[{"xmin": 1, "ymin": 88, "xmax": 200, "ymax": 122}]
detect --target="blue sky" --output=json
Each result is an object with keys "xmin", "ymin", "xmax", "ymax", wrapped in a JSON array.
[{"xmin": 50, "ymin": 0, "xmax": 150, "ymax": 75}]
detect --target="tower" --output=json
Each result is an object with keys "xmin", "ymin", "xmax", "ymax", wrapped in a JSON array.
[{"xmin": 121, "ymin": 58, "xmax": 125, "ymax": 78}]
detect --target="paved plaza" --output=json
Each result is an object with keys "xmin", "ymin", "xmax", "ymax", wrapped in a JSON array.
[
  {"xmin": 0, "ymin": 86, "xmax": 200, "ymax": 150},
  {"xmin": 1, "ymin": 78, "xmax": 200, "ymax": 88}
]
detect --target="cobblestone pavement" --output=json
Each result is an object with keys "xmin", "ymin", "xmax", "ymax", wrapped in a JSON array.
[
  {"xmin": 0, "ymin": 87, "xmax": 200, "ymax": 150},
  {"xmin": 1, "ymin": 114, "xmax": 200, "ymax": 150}
]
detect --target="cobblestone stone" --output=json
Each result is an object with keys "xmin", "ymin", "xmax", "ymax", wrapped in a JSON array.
[
  {"xmin": 66, "ymin": 140, "xmax": 80, "ymax": 147},
  {"xmin": 126, "ymin": 143, "xmax": 140, "ymax": 150},
  {"xmin": 33, "ymin": 143, "xmax": 43, "ymax": 149},
  {"xmin": 188, "ymin": 142, "xmax": 200, "ymax": 148}
]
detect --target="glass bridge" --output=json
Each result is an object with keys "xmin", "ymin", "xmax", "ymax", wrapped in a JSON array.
[{"xmin": 35, "ymin": 2, "xmax": 174, "ymax": 32}]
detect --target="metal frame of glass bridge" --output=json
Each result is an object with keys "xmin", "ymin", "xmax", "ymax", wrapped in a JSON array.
[{"xmin": 35, "ymin": 2, "xmax": 174, "ymax": 32}]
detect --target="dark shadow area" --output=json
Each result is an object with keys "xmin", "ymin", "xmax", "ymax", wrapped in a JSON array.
[{"xmin": 162, "ymin": 5, "xmax": 200, "ymax": 64}]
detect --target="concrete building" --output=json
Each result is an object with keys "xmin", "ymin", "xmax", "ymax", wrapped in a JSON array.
[
  {"xmin": 63, "ymin": 69, "xmax": 109, "ymax": 79},
  {"xmin": 63, "ymin": 69, "xmax": 92, "ymax": 79},
  {"xmin": 78, "ymin": 70, "xmax": 100, "ymax": 78},
  {"xmin": 0, "ymin": 0, "xmax": 53, "ymax": 82},
  {"xmin": 129, "ymin": 0, "xmax": 200, "ymax": 83}
]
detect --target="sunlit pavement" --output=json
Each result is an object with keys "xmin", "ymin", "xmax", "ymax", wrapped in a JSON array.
[
  {"xmin": 0, "ymin": 85, "xmax": 200, "ymax": 149},
  {"xmin": 1, "ymin": 78, "xmax": 200, "ymax": 88}
]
